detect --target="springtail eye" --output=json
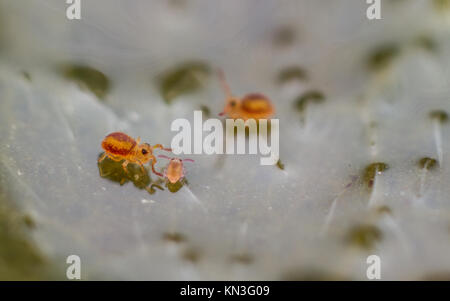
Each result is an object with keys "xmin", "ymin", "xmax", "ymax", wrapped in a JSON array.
[{"xmin": 142, "ymin": 149, "xmax": 148, "ymax": 155}]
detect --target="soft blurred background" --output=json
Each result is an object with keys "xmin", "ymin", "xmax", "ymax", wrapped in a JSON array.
[{"xmin": 1, "ymin": 0, "xmax": 450, "ymax": 280}]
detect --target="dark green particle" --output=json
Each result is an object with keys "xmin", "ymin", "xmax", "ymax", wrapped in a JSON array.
[
  {"xmin": 277, "ymin": 66, "xmax": 308, "ymax": 83},
  {"xmin": 229, "ymin": 253, "xmax": 254, "ymax": 265},
  {"xmin": 434, "ymin": 0, "xmax": 450, "ymax": 11},
  {"xmin": 63, "ymin": 65, "xmax": 110, "ymax": 99},
  {"xmin": 168, "ymin": 0, "xmax": 188, "ymax": 8},
  {"xmin": 363, "ymin": 162, "xmax": 389, "ymax": 188},
  {"xmin": 0, "ymin": 202, "xmax": 56, "ymax": 280},
  {"xmin": 0, "ymin": 163, "xmax": 58, "ymax": 279},
  {"xmin": 97, "ymin": 153, "xmax": 163, "ymax": 192},
  {"xmin": 162, "ymin": 232, "xmax": 187, "ymax": 243},
  {"xmin": 421, "ymin": 272, "xmax": 450, "ymax": 281},
  {"xmin": 345, "ymin": 224, "xmax": 382, "ymax": 250},
  {"xmin": 21, "ymin": 71, "xmax": 31, "ymax": 82},
  {"xmin": 367, "ymin": 44, "xmax": 400, "ymax": 71},
  {"xmin": 376, "ymin": 205, "xmax": 392, "ymax": 216},
  {"xmin": 182, "ymin": 247, "xmax": 201, "ymax": 263},
  {"xmin": 276, "ymin": 159, "xmax": 285, "ymax": 170},
  {"xmin": 418, "ymin": 157, "xmax": 438, "ymax": 170},
  {"xmin": 280, "ymin": 268, "xmax": 349, "ymax": 281},
  {"xmin": 294, "ymin": 90, "xmax": 325, "ymax": 113},
  {"xmin": 273, "ymin": 25, "xmax": 296, "ymax": 47},
  {"xmin": 158, "ymin": 61, "xmax": 210, "ymax": 104},
  {"xmin": 22, "ymin": 215, "xmax": 36, "ymax": 229},
  {"xmin": 167, "ymin": 179, "xmax": 186, "ymax": 193},
  {"xmin": 413, "ymin": 35, "xmax": 437, "ymax": 53},
  {"xmin": 225, "ymin": 119, "xmax": 272, "ymax": 137},
  {"xmin": 200, "ymin": 105, "xmax": 211, "ymax": 118},
  {"xmin": 430, "ymin": 110, "xmax": 448, "ymax": 123},
  {"xmin": 145, "ymin": 183, "xmax": 164, "ymax": 195}
]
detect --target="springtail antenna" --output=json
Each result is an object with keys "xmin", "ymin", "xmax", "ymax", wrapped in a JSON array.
[
  {"xmin": 158, "ymin": 155, "xmax": 194, "ymax": 163},
  {"xmin": 217, "ymin": 68, "xmax": 232, "ymax": 99}
]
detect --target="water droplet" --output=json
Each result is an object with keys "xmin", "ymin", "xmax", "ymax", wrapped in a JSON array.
[{"xmin": 141, "ymin": 199, "xmax": 154, "ymax": 204}]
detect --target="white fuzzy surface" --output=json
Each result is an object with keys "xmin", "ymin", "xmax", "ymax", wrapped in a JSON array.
[{"xmin": 1, "ymin": 0, "xmax": 450, "ymax": 280}]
